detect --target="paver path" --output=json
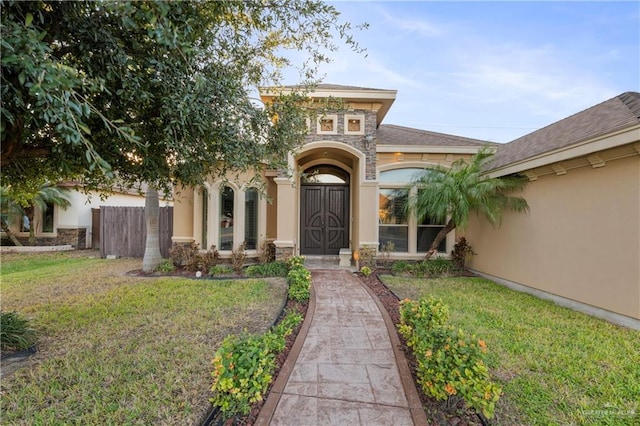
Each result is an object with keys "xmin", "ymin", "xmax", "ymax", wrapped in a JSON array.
[{"xmin": 257, "ymin": 269, "xmax": 426, "ymax": 425}]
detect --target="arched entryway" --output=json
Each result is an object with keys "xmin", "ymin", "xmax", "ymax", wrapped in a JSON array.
[{"xmin": 300, "ymin": 165, "xmax": 350, "ymax": 255}]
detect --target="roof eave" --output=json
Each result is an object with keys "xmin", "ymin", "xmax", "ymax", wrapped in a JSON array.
[
  {"xmin": 377, "ymin": 145, "xmax": 486, "ymax": 154},
  {"xmin": 487, "ymin": 125, "xmax": 640, "ymax": 178}
]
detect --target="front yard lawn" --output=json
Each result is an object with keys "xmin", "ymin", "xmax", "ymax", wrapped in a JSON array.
[
  {"xmin": 0, "ymin": 251, "xmax": 287, "ymax": 425},
  {"xmin": 382, "ymin": 275, "xmax": 640, "ymax": 425}
]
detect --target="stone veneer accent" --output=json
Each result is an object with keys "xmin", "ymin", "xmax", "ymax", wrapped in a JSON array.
[
  {"xmin": 303, "ymin": 110, "xmax": 378, "ymax": 180},
  {"xmin": 275, "ymin": 245, "xmax": 295, "ymax": 261},
  {"xmin": 2, "ymin": 228, "xmax": 87, "ymax": 249}
]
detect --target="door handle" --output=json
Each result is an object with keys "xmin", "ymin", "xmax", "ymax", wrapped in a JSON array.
[{"xmin": 321, "ymin": 222, "xmax": 325, "ymax": 231}]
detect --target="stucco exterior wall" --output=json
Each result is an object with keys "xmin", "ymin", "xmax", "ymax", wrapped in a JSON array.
[{"xmin": 465, "ymin": 154, "xmax": 640, "ymax": 321}]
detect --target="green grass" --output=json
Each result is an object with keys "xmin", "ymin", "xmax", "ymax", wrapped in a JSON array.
[
  {"xmin": 382, "ymin": 275, "xmax": 640, "ymax": 425},
  {"xmin": 0, "ymin": 251, "xmax": 287, "ymax": 425}
]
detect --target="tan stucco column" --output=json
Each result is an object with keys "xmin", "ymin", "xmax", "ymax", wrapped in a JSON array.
[
  {"xmin": 274, "ymin": 176, "xmax": 297, "ymax": 258},
  {"xmin": 172, "ymin": 186, "xmax": 195, "ymax": 244},
  {"xmin": 358, "ymin": 180, "xmax": 379, "ymax": 254}
]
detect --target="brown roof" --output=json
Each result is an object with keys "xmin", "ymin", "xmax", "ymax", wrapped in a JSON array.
[
  {"xmin": 377, "ymin": 124, "xmax": 492, "ymax": 147},
  {"xmin": 281, "ymin": 83, "xmax": 395, "ymax": 92},
  {"xmin": 488, "ymin": 92, "xmax": 640, "ymax": 171}
]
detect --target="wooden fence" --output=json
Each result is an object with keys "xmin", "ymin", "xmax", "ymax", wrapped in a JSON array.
[{"xmin": 99, "ymin": 206, "xmax": 173, "ymax": 258}]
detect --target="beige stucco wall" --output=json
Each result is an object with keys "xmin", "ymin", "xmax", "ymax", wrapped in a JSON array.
[{"xmin": 466, "ymin": 154, "xmax": 640, "ymax": 321}]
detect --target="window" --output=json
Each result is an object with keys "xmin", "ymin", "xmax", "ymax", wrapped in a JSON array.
[
  {"xmin": 316, "ymin": 114, "xmax": 338, "ymax": 135},
  {"xmin": 42, "ymin": 203, "xmax": 54, "ymax": 233},
  {"xmin": 20, "ymin": 215, "xmax": 30, "ymax": 232},
  {"xmin": 344, "ymin": 114, "xmax": 365, "ymax": 135},
  {"xmin": 219, "ymin": 186, "xmax": 234, "ymax": 250},
  {"xmin": 378, "ymin": 168, "xmax": 449, "ymax": 254},
  {"xmin": 244, "ymin": 189, "xmax": 258, "ymax": 250},
  {"xmin": 202, "ymin": 188, "xmax": 208, "ymax": 248},
  {"xmin": 417, "ymin": 215, "xmax": 446, "ymax": 252},
  {"xmin": 379, "ymin": 189, "xmax": 409, "ymax": 252}
]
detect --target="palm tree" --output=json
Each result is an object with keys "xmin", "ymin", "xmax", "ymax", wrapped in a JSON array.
[
  {"xmin": 0, "ymin": 184, "xmax": 71, "ymax": 245},
  {"xmin": 142, "ymin": 185, "xmax": 163, "ymax": 272},
  {"xmin": 0, "ymin": 187, "xmax": 24, "ymax": 246},
  {"xmin": 409, "ymin": 148, "xmax": 529, "ymax": 259}
]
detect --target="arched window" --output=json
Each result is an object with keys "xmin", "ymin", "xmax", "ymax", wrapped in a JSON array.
[{"xmin": 302, "ymin": 165, "xmax": 349, "ymax": 184}]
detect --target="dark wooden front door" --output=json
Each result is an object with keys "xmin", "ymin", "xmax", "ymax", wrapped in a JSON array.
[{"xmin": 300, "ymin": 184, "xmax": 349, "ymax": 255}]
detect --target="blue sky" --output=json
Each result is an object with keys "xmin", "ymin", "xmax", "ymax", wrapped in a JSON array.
[{"xmin": 292, "ymin": 1, "xmax": 639, "ymax": 143}]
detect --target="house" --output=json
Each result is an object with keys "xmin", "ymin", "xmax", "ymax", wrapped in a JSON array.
[
  {"xmin": 172, "ymin": 85, "xmax": 639, "ymax": 328},
  {"xmin": 465, "ymin": 92, "xmax": 640, "ymax": 329},
  {"xmin": 1, "ymin": 184, "xmax": 172, "ymax": 250}
]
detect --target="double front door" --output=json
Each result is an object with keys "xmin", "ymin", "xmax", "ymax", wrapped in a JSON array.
[{"xmin": 300, "ymin": 184, "xmax": 349, "ymax": 255}]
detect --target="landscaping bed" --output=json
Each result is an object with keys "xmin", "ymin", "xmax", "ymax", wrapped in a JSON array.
[
  {"xmin": 359, "ymin": 272, "xmax": 485, "ymax": 425},
  {"xmin": 377, "ymin": 273, "xmax": 640, "ymax": 425}
]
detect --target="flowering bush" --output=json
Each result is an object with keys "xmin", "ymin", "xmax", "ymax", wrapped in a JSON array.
[
  {"xmin": 285, "ymin": 255, "xmax": 305, "ymax": 270},
  {"xmin": 398, "ymin": 297, "xmax": 501, "ymax": 419},
  {"xmin": 210, "ymin": 311, "xmax": 302, "ymax": 418},
  {"xmin": 287, "ymin": 264, "xmax": 311, "ymax": 301}
]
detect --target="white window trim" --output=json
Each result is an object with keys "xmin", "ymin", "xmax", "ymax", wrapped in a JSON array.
[
  {"xmin": 197, "ymin": 182, "xmax": 267, "ymax": 255},
  {"xmin": 344, "ymin": 114, "xmax": 365, "ymax": 135},
  {"xmin": 316, "ymin": 114, "xmax": 338, "ymax": 135}
]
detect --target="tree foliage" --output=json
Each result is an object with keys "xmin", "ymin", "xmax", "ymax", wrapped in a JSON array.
[
  {"xmin": 1, "ymin": 0, "xmax": 364, "ymax": 193},
  {"xmin": 409, "ymin": 148, "xmax": 529, "ymax": 258}
]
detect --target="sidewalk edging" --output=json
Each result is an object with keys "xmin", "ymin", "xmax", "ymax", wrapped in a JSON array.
[
  {"xmin": 255, "ymin": 283, "xmax": 317, "ymax": 425},
  {"xmin": 358, "ymin": 274, "xmax": 429, "ymax": 426}
]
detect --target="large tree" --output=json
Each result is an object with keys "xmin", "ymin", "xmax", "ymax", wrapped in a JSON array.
[
  {"xmin": 409, "ymin": 148, "xmax": 530, "ymax": 259},
  {"xmin": 1, "ymin": 1, "xmax": 363, "ymax": 270}
]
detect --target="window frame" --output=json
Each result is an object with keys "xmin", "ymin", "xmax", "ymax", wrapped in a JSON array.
[
  {"xmin": 378, "ymin": 166, "xmax": 450, "ymax": 255},
  {"xmin": 344, "ymin": 114, "xmax": 365, "ymax": 135},
  {"xmin": 198, "ymin": 182, "xmax": 265, "ymax": 255},
  {"xmin": 316, "ymin": 114, "xmax": 338, "ymax": 135}
]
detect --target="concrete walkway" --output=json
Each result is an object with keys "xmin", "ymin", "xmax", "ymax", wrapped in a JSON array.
[{"xmin": 256, "ymin": 266, "xmax": 427, "ymax": 425}]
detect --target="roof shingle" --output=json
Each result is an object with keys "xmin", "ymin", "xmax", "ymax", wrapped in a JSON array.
[
  {"xmin": 376, "ymin": 124, "xmax": 492, "ymax": 147},
  {"xmin": 487, "ymin": 92, "xmax": 640, "ymax": 171}
]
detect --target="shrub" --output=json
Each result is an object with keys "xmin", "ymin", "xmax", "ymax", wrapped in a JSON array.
[
  {"xmin": 451, "ymin": 237, "xmax": 475, "ymax": 270},
  {"xmin": 360, "ymin": 266, "xmax": 372, "ymax": 277},
  {"xmin": 245, "ymin": 261, "xmax": 288, "ymax": 278},
  {"xmin": 210, "ymin": 311, "xmax": 302, "ymax": 418},
  {"xmin": 392, "ymin": 259, "xmax": 455, "ymax": 278},
  {"xmin": 157, "ymin": 259, "xmax": 175, "ymax": 273},
  {"xmin": 209, "ymin": 265, "xmax": 233, "ymax": 276},
  {"xmin": 170, "ymin": 242, "xmax": 200, "ymax": 270},
  {"xmin": 379, "ymin": 241, "xmax": 395, "ymax": 269},
  {"xmin": 199, "ymin": 245, "xmax": 220, "ymax": 272},
  {"xmin": 210, "ymin": 333, "xmax": 277, "ymax": 416},
  {"xmin": 170, "ymin": 243, "xmax": 219, "ymax": 272},
  {"xmin": 414, "ymin": 259, "xmax": 455, "ymax": 278},
  {"xmin": 258, "ymin": 239, "xmax": 275, "ymax": 264},
  {"xmin": 398, "ymin": 297, "xmax": 501, "ymax": 419},
  {"xmin": 285, "ymin": 255, "xmax": 305, "ymax": 271},
  {"xmin": 391, "ymin": 260, "xmax": 411, "ymax": 276},
  {"xmin": 231, "ymin": 242, "xmax": 247, "ymax": 273},
  {"xmin": 287, "ymin": 267, "xmax": 311, "ymax": 301},
  {"xmin": 1, "ymin": 311, "xmax": 37, "ymax": 352}
]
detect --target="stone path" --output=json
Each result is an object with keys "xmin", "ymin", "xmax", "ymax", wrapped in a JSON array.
[{"xmin": 256, "ymin": 268, "xmax": 426, "ymax": 425}]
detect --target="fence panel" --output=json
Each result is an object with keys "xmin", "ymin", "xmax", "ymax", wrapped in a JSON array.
[{"xmin": 99, "ymin": 206, "xmax": 173, "ymax": 258}]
